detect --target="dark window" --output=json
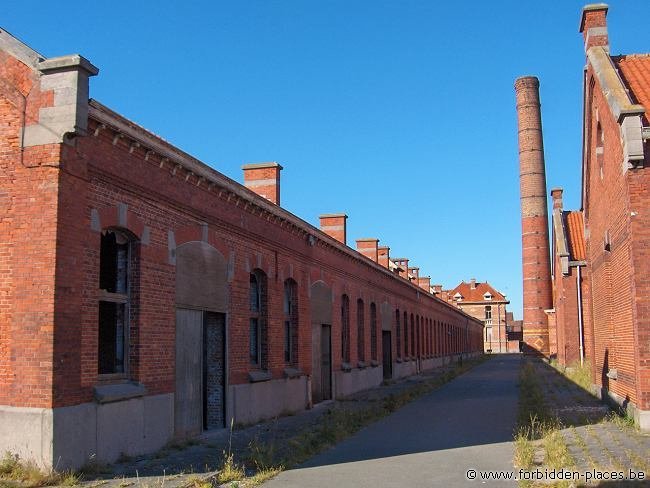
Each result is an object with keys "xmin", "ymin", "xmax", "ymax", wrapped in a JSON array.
[
  {"xmin": 284, "ymin": 279, "xmax": 298, "ymax": 364},
  {"xmin": 395, "ymin": 309, "xmax": 401, "ymax": 359},
  {"xmin": 250, "ymin": 270, "xmax": 268, "ymax": 368},
  {"xmin": 98, "ymin": 230, "xmax": 131, "ymax": 375},
  {"xmin": 370, "ymin": 303, "xmax": 377, "ymax": 361},
  {"xmin": 403, "ymin": 311, "xmax": 409, "ymax": 358},
  {"xmin": 485, "ymin": 306, "xmax": 492, "ymax": 320},
  {"xmin": 341, "ymin": 295, "xmax": 350, "ymax": 363},
  {"xmin": 410, "ymin": 314, "xmax": 415, "ymax": 357},
  {"xmin": 357, "ymin": 299, "xmax": 365, "ymax": 362}
]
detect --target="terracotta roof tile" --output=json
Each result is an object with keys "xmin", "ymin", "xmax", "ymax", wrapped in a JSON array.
[
  {"xmin": 564, "ymin": 211, "xmax": 586, "ymax": 261},
  {"xmin": 449, "ymin": 281, "xmax": 508, "ymax": 303},
  {"xmin": 613, "ymin": 54, "xmax": 650, "ymax": 124}
]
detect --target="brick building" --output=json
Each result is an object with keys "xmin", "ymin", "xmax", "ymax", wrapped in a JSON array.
[
  {"xmin": 515, "ymin": 4, "xmax": 650, "ymax": 431},
  {"xmin": 448, "ymin": 280, "xmax": 511, "ymax": 353},
  {"xmin": 0, "ymin": 30, "xmax": 484, "ymax": 468}
]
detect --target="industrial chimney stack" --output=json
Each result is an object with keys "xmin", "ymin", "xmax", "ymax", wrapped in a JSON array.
[{"xmin": 514, "ymin": 76, "xmax": 553, "ymax": 356}]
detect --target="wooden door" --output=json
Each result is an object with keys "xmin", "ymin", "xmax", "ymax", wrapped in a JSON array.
[{"xmin": 175, "ymin": 308, "xmax": 203, "ymax": 437}]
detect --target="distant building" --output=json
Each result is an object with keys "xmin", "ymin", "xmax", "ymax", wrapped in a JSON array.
[{"xmin": 448, "ymin": 279, "xmax": 511, "ymax": 353}]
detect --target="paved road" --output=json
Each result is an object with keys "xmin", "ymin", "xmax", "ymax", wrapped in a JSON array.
[{"xmin": 264, "ymin": 355, "xmax": 521, "ymax": 488}]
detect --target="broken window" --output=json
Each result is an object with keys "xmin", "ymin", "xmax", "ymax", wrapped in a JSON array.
[
  {"xmin": 357, "ymin": 299, "xmax": 365, "ymax": 362},
  {"xmin": 341, "ymin": 295, "xmax": 350, "ymax": 363},
  {"xmin": 395, "ymin": 309, "xmax": 401, "ymax": 360},
  {"xmin": 283, "ymin": 279, "xmax": 298, "ymax": 364},
  {"xmin": 98, "ymin": 229, "xmax": 131, "ymax": 375},
  {"xmin": 249, "ymin": 270, "xmax": 268, "ymax": 368},
  {"xmin": 370, "ymin": 303, "xmax": 377, "ymax": 362}
]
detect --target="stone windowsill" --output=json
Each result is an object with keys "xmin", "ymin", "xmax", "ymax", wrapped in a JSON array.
[
  {"xmin": 357, "ymin": 361, "xmax": 367, "ymax": 369},
  {"xmin": 396, "ymin": 358, "xmax": 402, "ymax": 363},
  {"xmin": 283, "ymin": 367, "xmax": 304, "ymax": 379},
  {"xmin": 341, "ymin": 362, "xmax": 352, "ymax": 372},
  {"xmin": 248, "ymin": 370, "xmax": 272, "ymax": 383},
  {"xmin": 93, "ymin": 381, "xmax": 147, "ymax": 404},
  {"xmin": 370, "ymin": 360, "xmax": 379, "ymax": 367}
]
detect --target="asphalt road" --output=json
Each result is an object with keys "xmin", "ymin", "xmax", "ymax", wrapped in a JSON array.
[{"xmin": 264, "ymin": 354, "xmax": 521, "ymax": 487}]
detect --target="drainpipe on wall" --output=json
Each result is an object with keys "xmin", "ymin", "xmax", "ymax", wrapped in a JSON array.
[{"xmin": 577, "ymin": 265, "xmax": 585, "ymax": 366}]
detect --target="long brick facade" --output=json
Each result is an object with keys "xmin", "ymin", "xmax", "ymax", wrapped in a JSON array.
[{"xmin": 0, "ymin": 29, "xmax": 484, "ymax": 468}]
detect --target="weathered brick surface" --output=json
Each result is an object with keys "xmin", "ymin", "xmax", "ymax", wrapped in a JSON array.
[
  {"xmin": 0, "ymin": 47, "xmax": 483, "ymax": 411},
  {"xmin": 582, "ymin": 57, "xmax": 650, "ymax": 410}
]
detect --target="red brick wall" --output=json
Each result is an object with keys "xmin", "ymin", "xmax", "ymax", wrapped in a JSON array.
[
  {"xmin": 0, "ymin": 74, "xmax": 484, "ymax": 410},
  {"xmin": 0, "ymin": 50, "xmax": 61, "ymax": 408},
  {"xmin": 583, "ymin": 69, "xmax": 639, "ymax": 406},
  {"xmin": 627, "ymin": 156, "xmax": 650, "ymax": 410}
]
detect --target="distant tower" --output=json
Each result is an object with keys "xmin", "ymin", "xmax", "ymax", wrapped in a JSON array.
[{"xmin": 514, "ymin": 76, "xmax": 552, "ymax": 356}]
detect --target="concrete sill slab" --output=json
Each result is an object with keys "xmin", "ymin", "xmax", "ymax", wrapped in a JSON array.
[
  {"xmin": 341, "ymin": 362, "xmax": 352, "ymax": 372},
  {"xmin": 248, "ymin": 370, "xmax": 272, "ymax": 383},
  {"xmin": 93, "ymin": 382, "xmax": 147, "ymax": 404},
  {"xmin": 283, "ymin": 367, "xmax": 304, "ymax": 379}
]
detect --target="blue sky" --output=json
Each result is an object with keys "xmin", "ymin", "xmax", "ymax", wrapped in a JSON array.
[{"xmin": 4, "ymin": 1, "xmax": 650, "ymax": 318}]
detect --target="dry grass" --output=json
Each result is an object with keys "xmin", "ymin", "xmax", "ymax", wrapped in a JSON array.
[{"xmin": 0, "ymin": 453, "xmax": 81, "ymax": 488}]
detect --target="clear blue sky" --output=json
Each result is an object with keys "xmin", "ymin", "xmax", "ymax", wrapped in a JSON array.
[{"xmin": 5, "ymin": 1, "xmax": 649, "ymax": 318}]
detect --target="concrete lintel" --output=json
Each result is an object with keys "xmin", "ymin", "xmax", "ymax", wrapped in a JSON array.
[
  {"xmin": 38, "ymin": 54, "xmax": 99, "ymax": 76},
  {"xmin": 356, "ymin": 237, "xmax": 379, "ymax": 243}
]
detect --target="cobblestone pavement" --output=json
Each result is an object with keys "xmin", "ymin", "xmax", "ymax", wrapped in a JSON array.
[
  {"xmin": 528, "ymin": 359, "xmax": 650, "ymax": 486},
  {"xmin": 74, "ymin": 358, "xmax": 481, "ymax": 488}
]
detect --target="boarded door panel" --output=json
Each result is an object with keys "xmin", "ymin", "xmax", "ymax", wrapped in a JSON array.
[
  {"xmin": 310, "ymin": 281, "xmax": 332, "ymax": 404},
  {"xmin": 382, "ymin": 331, "xmax": 392, "ymax": 380},
  {"xmin": 175, "ymin": 308, "xmax": 203, "ymax": 437},
  {"xmin": 311, "ymin": 325, "xmax": 322, "ymax": 403},
  {"xmin": 321, "ymin": 325, "xmax": 332, "ymax": 400},
  {"xmin": 204, "ymin": 312, "xmax": 225, "ymax": 430}
]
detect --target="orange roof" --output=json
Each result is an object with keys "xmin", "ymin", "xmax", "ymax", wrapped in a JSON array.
[
  {"xmin": 564, "ymin": 211, "xmax": 586, "ymax": 261},
  {"xmin": 449, "ymin": 281, "xmax": 508, "ymax": 303},
  {"xmin": 614, "ymin": 54, "xmax": 650, "ymax": 124}
]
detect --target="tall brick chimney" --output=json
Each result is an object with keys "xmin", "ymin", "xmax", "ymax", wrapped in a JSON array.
[
  {"xmin": 378, "ymin": 246, "xmax": 390, "ymax": 269},
  {"xmin": 319, "ymin": 214, "xmax": 347, "ymax": 245},
  {"xmin": 515, "ymin": 76, "xmax": 553, "ymax": 356},
  {"xmin": 242, "ymin": 162, "xmax": 283, "ymax": 205},
  {"xmin": 470, "ymin": 278, "xmax": 477, "ymax": 290},
  {"xmin": 432, "ymin": 284, "xmax": 443, "ymax": 295},
  {"xmin": 579, "ymin": 4, "xmax": 609, "ymax": 52},
  {"xmin": 356, "ymin": 238, "xmax": 379, "ymax": 262}
]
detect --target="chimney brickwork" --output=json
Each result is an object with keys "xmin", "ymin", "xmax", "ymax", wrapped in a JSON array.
[
  {"xmin": 579, "ymin": 4, "xmax": 609, "ymax": 52},
  {"xmin": 242, "ymin": 162, "xmax": 283, "ymax": 205},
  {"xmin": 515, "ymin": 76, "xmax": 553, "ymax": 356},
  {"xmin": 319, "ymin": 214, "xmax": 347, "ymax": 245},
  {"xmin": 356, "ymin": 238, "xmax": 379, "ymax": 262}
]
